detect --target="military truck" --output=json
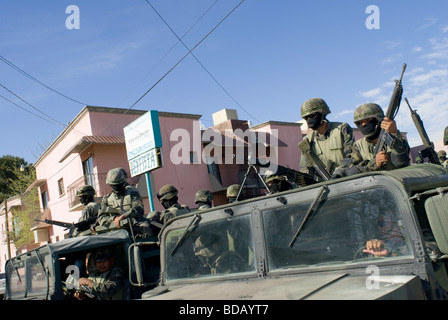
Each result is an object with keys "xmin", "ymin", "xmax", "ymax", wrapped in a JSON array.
[
  {"xmin": 3, "ymin": 228, "xmax": 160, "ymax": 300},
  {"xmin": 142, "ymin": 164, "xmax": 448, "ymax": 300}
]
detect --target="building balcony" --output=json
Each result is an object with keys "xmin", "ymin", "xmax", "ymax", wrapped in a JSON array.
[{"xmin": 66, "ymin": 172, "xmax": 138, "ymax": 211}]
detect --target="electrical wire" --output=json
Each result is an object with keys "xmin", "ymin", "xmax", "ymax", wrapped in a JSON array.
[
  {"xmin": 0, "ymin": 54, "xmax": 87, "ymax": 106},
  {"xmin": 144, "ymin": 0, "xmax": 260, "ymax": 124}
]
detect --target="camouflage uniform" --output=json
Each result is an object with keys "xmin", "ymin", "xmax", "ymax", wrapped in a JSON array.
[
  {"xmin": 72, "ymin": 185, "xmax": 100, "ymax": 237},
  {"xmin": 87, "ymin": 249, "xmax": 124, "ymax": 300},
  {"xmin": 155, "ymin": 184, "xmax": 190, "ymax": 224},
  {"xmin": 299, "ymin": 98, "xmax": 354, "ymax": 178},
  {"xmin": 438, "ymin": 150, "xmax": 448, "ymax": 168},
  {"xmin": 349, "ymin": 103, "xmax": 410, "ymax": 172},
  {"xmin": 195, "ymin": 189, "xmax": 213, "ymax": 211},
  {"xmin": 97, "ymin": 168, "xmax": 152, "ymax": 237}
]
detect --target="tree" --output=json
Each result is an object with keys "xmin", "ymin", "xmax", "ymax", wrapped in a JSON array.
[
  {"xmin": 0, "ymin": 155, "xmax": 39, "ymax": 248},
  {"xmin": 0, "ymin": 155, "xmax": 30, "ymax": 203}
]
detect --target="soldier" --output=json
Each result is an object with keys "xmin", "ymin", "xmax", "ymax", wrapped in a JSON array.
[
  {"xmin": 155, "ymin": 184, "xmax": 190, "ymax": 224},
  {"xmin": 265, "ymin": 173, "xmax": 291, "ymax": 194},
  {"xmin": 299, "ymin": 97, "xmax": 354, "ymax": 180},
  {"xmin": 438, "ymin": 150, "xmax": 448, "ymax": 168},
  {"xmin": 74, "ymin": 248, "xmax": 125, "ymax": 300},
  {"xmin": 348, "ymin": 103, "xmax": 410, "ymax": 173},
  {"xmin": 195, "ymin": 189, "xmax": 213, "ymax": 211},
  {"xmin": 71, "ymin": 185, "xmax": 100, "ymax": 237},
  {"xmin": 226, "ymin": 184, "xmax": 243, "ymax": 203},
  {"xmin": 96, "ymin": 168, "xmax": 152, "ymax": 238},
  {"xmin": 193, "ymin": 232, "xmax": 244, "ymax": 275}
]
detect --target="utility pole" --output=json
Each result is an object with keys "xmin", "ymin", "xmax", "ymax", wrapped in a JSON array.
[{"xmin": 4, "ymin": 198, "xmax": 11, "ymax": 259}]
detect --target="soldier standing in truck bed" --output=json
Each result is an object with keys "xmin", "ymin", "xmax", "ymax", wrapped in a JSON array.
[
  {"xmin": 155, "ymin": 184, "xmax": 190, "ymax": 224},
  {"xmin": 71, "ymin": 185, "xmax": 100, "ymax": 237},
  {"xmin": 95, "ymin": 168, "xmax": 153, "ymax": 238},
  {"xmin": 299, "ymin": 98, "xmax": 354, "ymax": 180}
]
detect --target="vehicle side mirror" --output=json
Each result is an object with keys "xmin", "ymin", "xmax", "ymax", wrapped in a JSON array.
[{"xmin": 128, "ymin": 242, "xmax": 160, "ymax": 287}]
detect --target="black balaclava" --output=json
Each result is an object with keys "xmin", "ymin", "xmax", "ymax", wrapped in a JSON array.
[
  {"xmin": 358, "ymin": 118, "xmax": 381, "ymax": 141},
  {"xmin": 161, "ymin": 195, "xmax": 178, "ymax": 209},
  {"xmin": 306, "ymin": 113, "xmax": 324, "ymax": 130}
]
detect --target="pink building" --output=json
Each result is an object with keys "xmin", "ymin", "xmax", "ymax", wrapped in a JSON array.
[{"xmin": 25, "ymin": 106, "xmax": 305, "ymax": 245}]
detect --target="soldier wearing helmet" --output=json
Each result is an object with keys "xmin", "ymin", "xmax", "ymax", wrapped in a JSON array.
[
  {"xmin": 349, "ymin": 103, "xmax": 410, "ymax": 172},
  {"xmin": 226, "ymin": 184, "xmax": 243, "ymax": 203},
  {"xmin": 264, "ymin": 172, "xmax": 291, "ymax": 194},
  {"xmin": 195, "ymin": 189, "xmax": 213, "ymax": 211},
  {"xmin": 71, "ymin": 185, "xmax": 100, "ymax": 237},
  {"xmin": 299, "ymin": 98, "xmax": 354, "ymax": 180},
  {"xmin": 96, "ymin": 168, "xmax": 153, "ymax": 238},
  {"xmin": 438, "ymin": 150, "xmax": 448, "ymax": 168},
  {"xmin": 154, "ymin": 184, "xmax": 190, "ymax": 224}
]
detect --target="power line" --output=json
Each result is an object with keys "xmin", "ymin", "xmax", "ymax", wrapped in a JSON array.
[
  {"xmin": 129, "ymin": 0, "xmax": 246, "ymax": 110},
  {"xmin": 36, "ymin": 0, "xmax": 248, "ymax": 183},
  {"xmin": 0, "ymin": 54, "xmax": 87, "ymax": 105},
  {"xmin": 144, "ymin": 0, "xmax": 260, "ymax": 124}
]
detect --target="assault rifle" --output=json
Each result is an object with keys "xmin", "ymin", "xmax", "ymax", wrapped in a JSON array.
[
  {"xmin": 35, "ymin": 218, "xmax": 92, "ymax": 237},
  {"xmin": 404, "ymin": 98, "xmax": 440, "ymax": 164},
  {"xmin": 298, "ymin": 138, "xmax": 331, "ymax": 181},
  {"xmin": 373, "ymin": 63, "xmax": 407, "ymax": 157}
]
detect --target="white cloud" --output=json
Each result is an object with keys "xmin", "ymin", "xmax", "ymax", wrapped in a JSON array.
[{"xmin": 411, "ymin": 46, "xmax": 422, "ymax": 53}]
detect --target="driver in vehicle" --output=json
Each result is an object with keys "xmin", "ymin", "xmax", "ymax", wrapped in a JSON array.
[{"xmin": 193, "ymin": 232, "xmax": 244, "ymax": 275}]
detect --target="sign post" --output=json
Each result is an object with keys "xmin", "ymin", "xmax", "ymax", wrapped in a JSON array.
[{"xmin": 124, "ymin": 110, "xmax": 162, "ymax": 211}]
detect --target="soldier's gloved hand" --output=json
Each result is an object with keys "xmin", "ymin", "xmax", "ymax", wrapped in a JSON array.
[
  {"xmin": 147, "ymin": 211, "xmax": 162, "ymax": 223},
  {"xmin": 113, "ymin": 214, "xmax": 126, "ymax": 228}
]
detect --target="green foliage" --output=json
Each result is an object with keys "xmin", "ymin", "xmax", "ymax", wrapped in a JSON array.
[{"xmin": 1, "ymin": 155, "xmax": 39, "ymax": 248}]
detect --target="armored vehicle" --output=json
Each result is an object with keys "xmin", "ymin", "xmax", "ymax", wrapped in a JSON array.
[
  {"xmin": 4, "ymin": 228, "xmax": 160, "ymax": 300},
  {"xmin": 142, "ymin": 164, "xmax": 448, "ymax": 300}
]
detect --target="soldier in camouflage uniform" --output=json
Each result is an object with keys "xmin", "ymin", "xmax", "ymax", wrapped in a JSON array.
[
  {"xmin": 153, "ymin": 184, "xmax": 190, "ymax": 224},
  {"xmin": 96, "ymin": 168, "xmax": 153, "ymax": 238},
  {"xmin": 265, "ymin": 173, "xmax": 291, "ymax": 194},
  {"xmin": 299, "ymin": 98, "xmax": 354, "ymax": 179},
  {"xmin": 226, "ymin": 184, "xmax": 244, "ymax": 203},
  {"xmin": 195, "ymin": 189, "xmax": 213, "ymax": 211},
  {"xmin": 347, "ymin": 103, "xmax": 410, "ymax": 173},
  {"xmin": 438, "ymin": 150, "xmax": 448, "ymax": 168},
  {"xmin": 75, "ymin": 249, "xmax": 124, "ymax": 300},
  {"xmin": 71, "ymin": 185, "xmax": 100, "ymax": 237}
]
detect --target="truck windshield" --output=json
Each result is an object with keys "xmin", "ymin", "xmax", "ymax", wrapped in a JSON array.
[
  {"xmin": 164, "ymin": 214, "xmax": 256, "ymax": 281},
  {"xmin": 263, "ymin": 187, "xmax": 413, "ymax": 271}
]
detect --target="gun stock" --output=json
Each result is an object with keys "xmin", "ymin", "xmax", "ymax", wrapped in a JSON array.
[
  {"xmin": 404, "ymin": 98, "xmax": 440, "ymax": 164},
  {"xmin": 298, "ymin": 139, "xmax": 331, "ymax": 181},
  {"xmin": 373, "ymin": 63, "xmax": 407, "ymax": 157}
]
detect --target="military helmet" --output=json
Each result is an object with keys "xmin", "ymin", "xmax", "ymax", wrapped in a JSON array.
[
  {"xmin": 195, "ymin": 189, "xmax": 213, "ymax": 203},
  {"xmin": 353, "ymin": 103, "xmax": 384, "ymax": 123},
  {"xmin": 301, "ymin": 98, "xmax": 331, "ymax": 118},
  {"xmin": 157, "ymin": 184, "xmax": 178, "ymax": 201},
  {"xmin": 438, "ymin": 150, "xmax": 447, "ymax": 158},
  {"xmin": 106, "ymin": 168, "xmax": 126, "ymax": 185},
  {"xmin": 226, "ymin": 184, "xmax": 241, "ymax": 198},
  {"xmin": 265, "ymin": 173, "xmax": 284, "ymax": 184},
  {"xmin": 77, "ymin": 185, "xmax": 95, "ymax": 197}
]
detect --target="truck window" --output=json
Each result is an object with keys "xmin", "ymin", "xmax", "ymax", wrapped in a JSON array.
[
  {"xmin": 164, "ymin": 214, "xmax": 256, "ymax": 282},
  {"xmin": 263, "ymin": 187, "xmax": 413, "ymax": 271},
  {"xmin": 6, "ymin": 260, "xmax": 26, "ymax": 299},
  {"xmin": 27, "ymin": 254, "xmax": 49, "ymax": 295}
]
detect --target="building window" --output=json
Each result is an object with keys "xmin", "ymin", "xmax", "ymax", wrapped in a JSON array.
[
  {"xmin": 82, "ymin": 157, "xmax": 96, "ymax": 189},
  {"xmin": 58, "ymin": 178, "xmax": 65, "ymax": 196},
  {"xmin": 41, "ymin": 191, "xmax": 49, "ymax": 210}
]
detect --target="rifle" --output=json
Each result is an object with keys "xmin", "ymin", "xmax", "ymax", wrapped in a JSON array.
[
  {"xmin": 373, "ymin": 63, "xmax": 407, "ymax": 157},
  {"xmin": 404, "ymin": 97, "xmax": 440, "ymax": 164},
  {"xmin": 35, "ymin": 218, "xmax": 91, "ymax": 237},
  {"xmin": 298, "ymin": 138, "xmax": 331, "ymax": 181},
  {"xmin": 275, "ymin": 164, "xmax": 317, "ymax": 187}
]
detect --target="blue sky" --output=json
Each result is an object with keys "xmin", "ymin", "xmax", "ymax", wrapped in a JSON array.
[{"xmin": 1, "ymin": 0, "xmax": 447, "ymax": 163}]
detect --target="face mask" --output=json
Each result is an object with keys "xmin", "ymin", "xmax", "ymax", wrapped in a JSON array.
[
  {"xmin": 358, "ymin": 118, "xmax": 380, "ymax": 139},
  {"xmin": 306, "ymin": 113, "xmax": 323, "ymax": 130},
  {"xmin": 110, "ymin": 184, "xmax": 125, "ymax": 194}
]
